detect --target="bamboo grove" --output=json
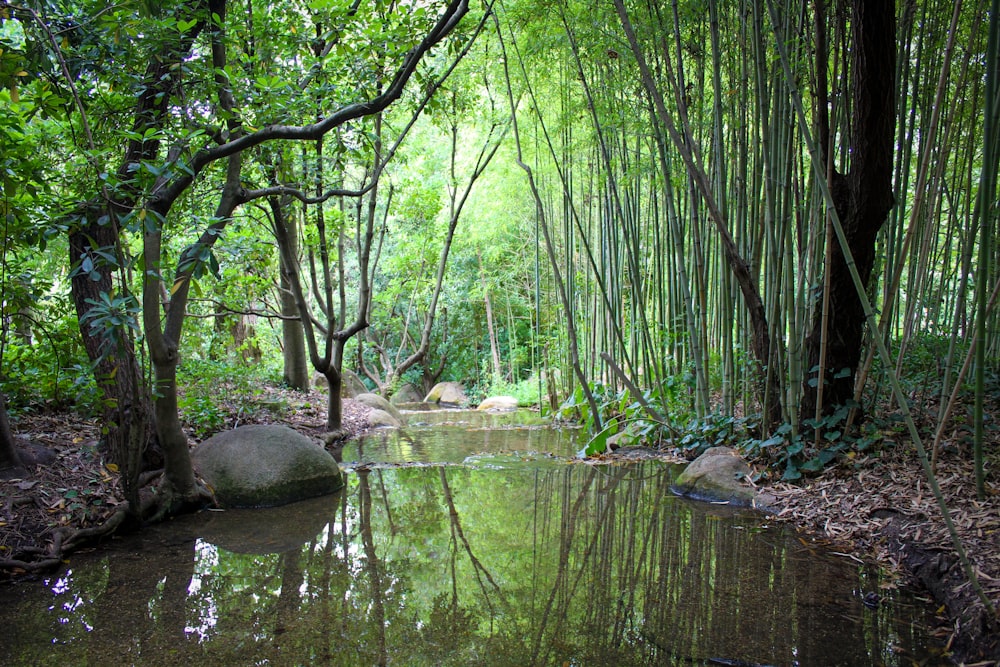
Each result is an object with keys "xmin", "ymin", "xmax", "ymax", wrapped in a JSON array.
[{"xmin": 487, "ymin": 0, "xmax": 998, "ymax": 478}]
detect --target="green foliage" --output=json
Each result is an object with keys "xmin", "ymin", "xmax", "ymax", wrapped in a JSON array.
[
  {"xmin": 555, "ymin": 381, "xmax": 607, "ymax": 432},
  {"xmin": 176, "ymin": 359, "xmax": 284, "ymax": 439},
  {"xmin": 745, "ymin": 402, "xmax": 882, "ymax": 481},
  {"xmin": 558, "ymin": 381, "xmax": 688, "ymax": 457},
  {"xmin": 474, "ymin": 372, "xmax": 540, "ymax": 408},
  {"xmin": 0, "ymin": 308, "xmax": 100, "ymax": 415},
  {"xmin": 877, "ymin": 334, "xmax": 968, "ymax": 397},
  {"xmin": 678, "ymin": 413, "xmax": 757, "ymax": 459},
  {"xmin": 78, "ymin": 292, "xmax": 141, "ymax": 362}
]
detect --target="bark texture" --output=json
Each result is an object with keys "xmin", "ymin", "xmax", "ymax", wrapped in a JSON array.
[
  {"xmin": 271, "ymin": 198, "xmax": 311, "ymax": 391},
  {"xmin": 0, "ymin": 393, "xmax": 25, "ymax": 478},
  {"xmin": 803, "ymin": 0, "xmax": 896, "ymax": 418}
]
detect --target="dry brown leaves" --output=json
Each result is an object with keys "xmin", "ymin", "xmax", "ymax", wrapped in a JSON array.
[
  {"xmin": 1, "ymin": 413, "xmax": 123, "ymax": 571},
  {"xmin": 766, "ymin": 443, "xmax": 1000, "ymax": 605}
]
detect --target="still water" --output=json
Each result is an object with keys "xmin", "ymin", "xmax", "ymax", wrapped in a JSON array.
[{"xmin": 0, "ymin": 410, "xmax": 942, "ymax": 665}]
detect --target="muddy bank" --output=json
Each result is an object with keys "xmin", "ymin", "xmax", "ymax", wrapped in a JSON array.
[{"xmin": 0, "ymin": 394, "xmax": 374, "ymax": 577}]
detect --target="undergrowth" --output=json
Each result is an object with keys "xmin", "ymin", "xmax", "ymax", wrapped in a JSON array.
[{"xmin": 176, "ymin": 358, "xmax": 287, "ymax": 439}]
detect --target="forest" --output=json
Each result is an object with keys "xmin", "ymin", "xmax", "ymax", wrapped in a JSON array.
[{"xmin": 0, "ymin": 0, "xmax": 998, "ymax": 661}]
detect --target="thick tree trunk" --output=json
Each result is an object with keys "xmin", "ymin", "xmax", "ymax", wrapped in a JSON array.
[
  {"xmin": 272, "ymin": 199, "xmax": 310, "ymax": 390},
  {"xmin": 69, "ymin": 206, "xmax": 161, "ymax": 475},
  {"xmin": 803, "ymin": 0, "xmax": 896, "ymax": 418},
  {"xmin": 0, "ymin": 393, "xmax": 26, "ymax": 478},
  {"xmin": 67, "ymin": 11, "xmax": 205, "ymax": 473}
]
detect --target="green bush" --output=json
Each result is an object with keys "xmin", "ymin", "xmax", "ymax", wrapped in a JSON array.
[{"xmin": 0, "ymin": 308, "xmax": 101, "ymax": 415}]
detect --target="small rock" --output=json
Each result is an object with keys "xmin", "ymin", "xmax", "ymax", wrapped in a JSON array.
[{"xmin": 672, "ymin": 446, "xmax": 756, "ymax": 507}]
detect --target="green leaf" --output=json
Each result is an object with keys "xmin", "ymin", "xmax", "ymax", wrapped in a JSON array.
[{"xmin": 782, "ymin": 465, "xmax": 802, "ymax": 481}]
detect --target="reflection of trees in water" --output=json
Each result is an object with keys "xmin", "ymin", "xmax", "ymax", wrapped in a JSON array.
[
  {"xmin": 0, "ymin": 463, "xmax": 933, "ymax": 665},
  {"xmin": 358, "ymin": 469, "xmax": 388, "ymax": 666},
  {"xmin": 439, "ymin": 467, "xmax": 507, "ymax": 617},
  {"xmin": 518, "ymin": 463, "xmax": 885, "ymax": 666}
]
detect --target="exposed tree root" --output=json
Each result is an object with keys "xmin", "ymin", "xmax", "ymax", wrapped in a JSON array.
[
  {"xmin": 59, "ymin": 507, "xmax": 131, "ymax": 554},
  {"xmin": 880, "ymin": 512, "xmax": 1000, "ymax": 664},
  {"xmin": 1, "ymin": 473, "xmax": 215, "ymax": 576}
]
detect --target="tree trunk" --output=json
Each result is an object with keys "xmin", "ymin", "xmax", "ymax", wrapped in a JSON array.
[
  {"xmin": 614, "ymin": 0, "xmax": 784, "ymax": 433},
  {"xmin": 803, "ymin": 0, "xmax": 896, "ymax": 418},
  {"xmin": 69, "ymin": 206, "xmax": 161, "ymax": 475},
  {"xmin": 67, "ymin": 11, "xmax": 206, "ymax": 473},
  {"xmin": 271, "ymin": 198, "xmax": 311, "ymax": 390},
  {"xmin": 151, "ymin": 362, "xmax": 197, "ymax": 500},
  {"xmin": 0, "ymin": 393, "xmax": 25, "ymax": 478},
  {"xmin": 325, "ymin": 368, "xmax": 344, "ymax": 431},
  {"xmin": 479, "ymin": 252, "xmax": 503, "ymax": 382}
]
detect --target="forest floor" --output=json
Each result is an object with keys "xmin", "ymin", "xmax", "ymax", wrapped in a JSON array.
[
  {"xmin": 1, "ymin": 387, "xmax": 998, "ymax": 664},
  {"xmin": 766, "ymin": 439, "xmax": 1000, "ymax": 665}
]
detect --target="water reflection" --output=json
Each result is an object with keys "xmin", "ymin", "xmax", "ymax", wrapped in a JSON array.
[
  {"xmin": 342, "ymin": 408, "xmax": 583, "ymax": 465},
  {"xmin": 0, "ymin": 462, "xmax": 938, "ymax": 666}
]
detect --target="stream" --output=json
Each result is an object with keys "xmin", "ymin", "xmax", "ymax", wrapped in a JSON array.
[{"xmin": 0, "ymin": 409, "xmax": 944, "ymax": 665}]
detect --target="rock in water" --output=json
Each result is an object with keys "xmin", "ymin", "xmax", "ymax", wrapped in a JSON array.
[
  {"xmin": 423, "ymin": 381, "xmax": 468, "ymax": 406},
  {"xmin": 355, "ymin": 393, "xmax": 406, "ymax": 426},
  {"xmin": 672, "ymin": 446, "xmax": 758, "ymax": 507},
  {"xmin": 193, "ymin": 424, "xmax": 343, "ymax": 508},
  {"xmin": 367, "ymin": 408, "xmax": 402, "ymax": 428},
  {"xmin": 389, "ymin": 383, "xmax": 423, "ymax": 405},
  {"xmin": 477, "ymin": 396, "xmax": 519, "ymax": 411}
]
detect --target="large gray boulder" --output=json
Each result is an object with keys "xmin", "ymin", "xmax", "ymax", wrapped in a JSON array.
[
  {"xmin": 340, "ymin": 370, "xmax": 368, "ymax": 397},
  {"xmin": 313, "ymin": 369, "xmax": 368, "ymax": 398},
  {"xmin": 477, "ymin": 395, "xmax": 519, "ymax": 411},
  {"xmin": 192, "ymin": 424, "xmax": 344, "ymax": 508},
  {"xmin": 355, "ymin": 392, "xmax": 406, "ymax": 426},
  {"xmin": 672, "ymin": 446, "xmax": 756, "ymax": 507},
  {"xmin": 424, "ymin": 381, "xmax": 468, "ymax": 406}
]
